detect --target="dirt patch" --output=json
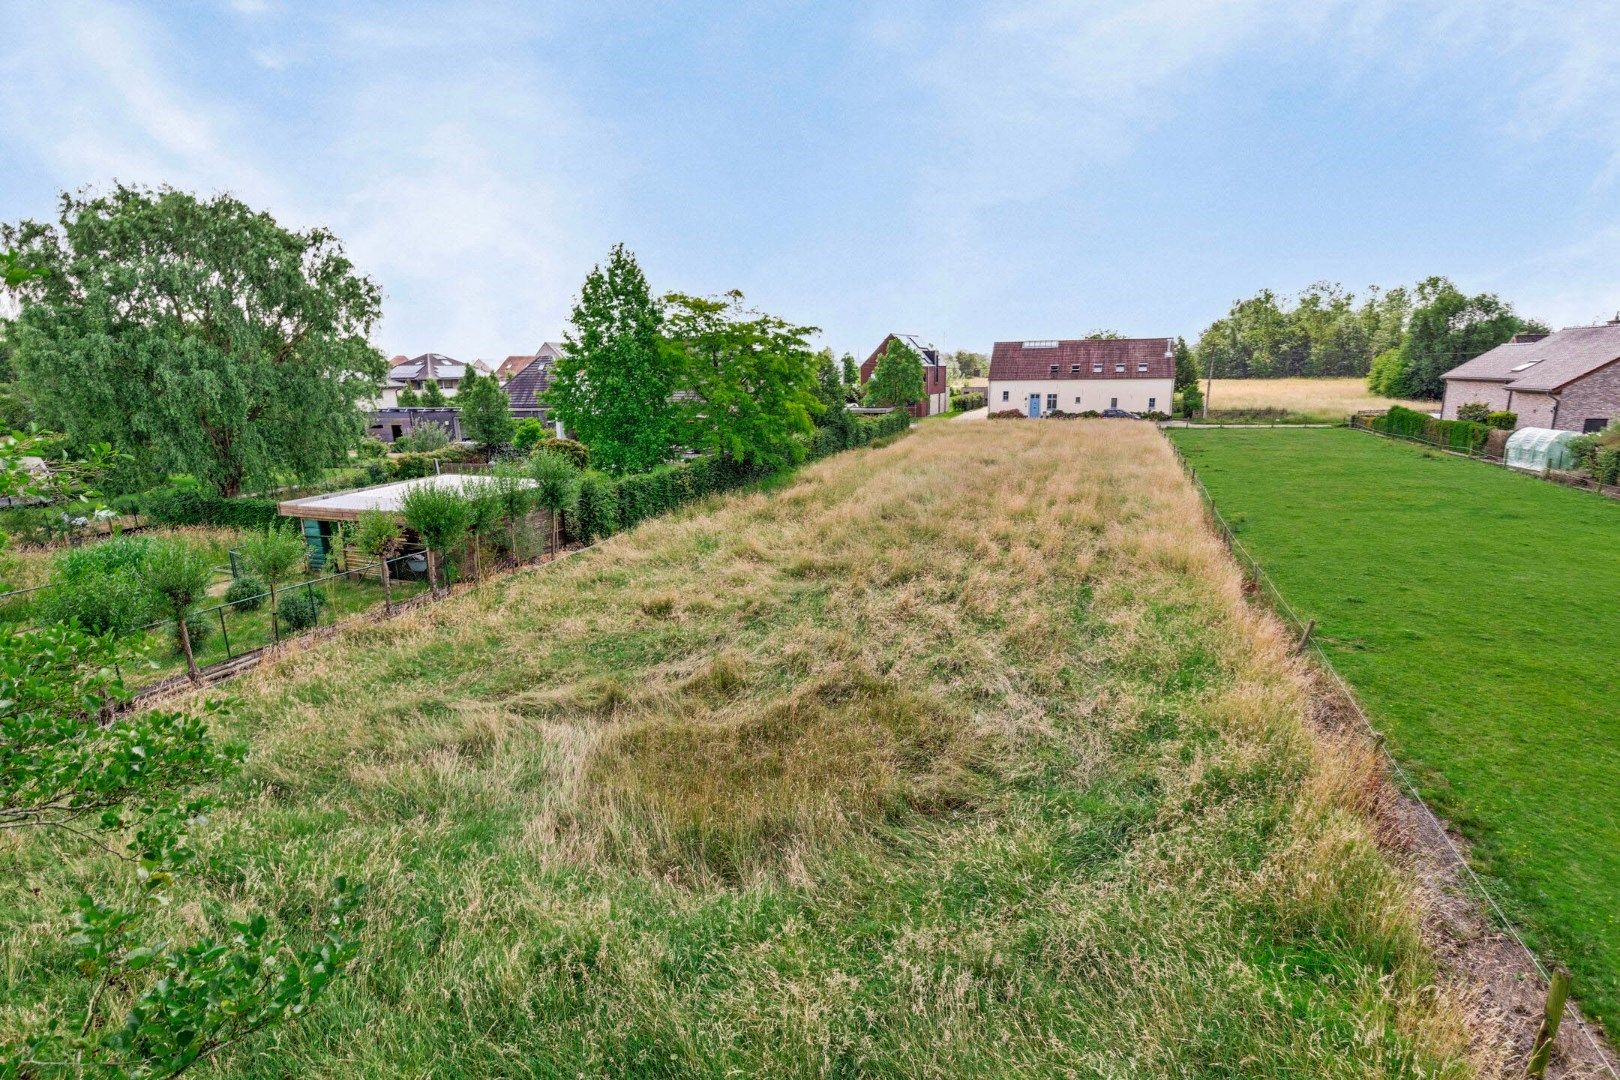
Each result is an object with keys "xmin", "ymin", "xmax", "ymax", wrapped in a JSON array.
[{"xmin": 1306, "ymin": 668, "xmax": 1617, "ymax": 1079}]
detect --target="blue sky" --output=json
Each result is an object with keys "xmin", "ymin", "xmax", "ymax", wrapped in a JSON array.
[{"xmin": 4, "ymin": 0, "xmax": 1620, "ymax": 362}]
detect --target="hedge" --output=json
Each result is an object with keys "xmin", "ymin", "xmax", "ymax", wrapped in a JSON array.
[
  {"xmin": 141, "ymin": 487, "xmax": 281, "ymax": 529},
  {"xmin": 1370, "ymin": 405, "xmax": 1491, "ymax": 453},
  {"xmin": 564, "ymin": 409, "xmax": 911, "ymax": 543}
]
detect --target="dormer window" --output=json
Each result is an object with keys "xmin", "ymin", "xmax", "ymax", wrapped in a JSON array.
[
  {"xmin": 1070, "ymin": 364, "xmax": 1081, "ymax": 374},
  {"xmin": 1137, "ymin": 363, "xmax": 1149, "ymax": 373},
  {"xmin": 1049, "ymin": 364, "xmax": 1059, "ymax": 375},
  {"xmin": 1114, "ymin": 364, "xmax": 1125, "ymax": 373},
  {"xmin": 1092, "ymin": 364, "xmax": 1103, "ymax": 373}
]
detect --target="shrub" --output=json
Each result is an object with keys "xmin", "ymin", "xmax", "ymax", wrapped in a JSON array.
[
  {"xmin": 1595, "ymin": 446, "xmax": 1620, "ymax": 487},
  {"xmin": 512, "ymin": 418, "xmax": 548, "ymax": 456},
  {"xmin": 224, "ymin": 572, "xmax": 267, "ymax": 611},
  {"xmin": 401, "ymin": 481, "xmax": 470, "ymax": 589},
  {"xmin": 1179, "ymin": 382, "xmax": 1203, "ymax": 417},
  {"xmin": 1485, "ymin": 411, "xmax": 1517, "ymax": 430},
  {"xmin": 173, "ymin": 608, "xmax": 214, "ymax": 655},
  {"xmin": 276, "ymin": 587, "xmax": 327, "ymax": 632},
  {"xmin": 236, "ymin": 524, "xmax": 308, "ymax": 607},
  {"xmin": 951, "ymin": 393, "xmax": 986, "ymax": 412},
  {"xmin": 1456, "ymin": 402, "xmax": 1491, "ymax": 422},
  {"xmin": 569, "ymin": 471, "xmax": 620, "ymax": 544},
  {"xmin": 1078, "ymin": 410, "xmax": 1102, "ymax": 418},
  {"xmin": 36, "ymin": 536, "xmax": 161, "ymax": 635},
  {"xmin": 358, "ymin": 437, "xmax": 389, "ymax": 459},
  {"xmin": 141, "ymin": 484, "xmax": 280, "ymax": 529},
  {"xmin": 988, "ymin": 409, "xmax": 1026, "ymax": 420},
  {"xmin": 395, "ymin": 422, "xmax": 451, "ymax": 453},
  {"xmin": 1371, "ymin": 405, "xmax": 1489, "ymax": 453},
  {"xmin": 535, "ymin": 437, "xmax": 589, "ymax": 470},
  {"xmin": 530, "ymin": 450, "xmax": 582, "ymax": 554}
]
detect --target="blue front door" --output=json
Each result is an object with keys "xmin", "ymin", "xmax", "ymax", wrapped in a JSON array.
[{"xmin": 1027, "ymin": 393, "xmax": 1041, "ymax": 418}]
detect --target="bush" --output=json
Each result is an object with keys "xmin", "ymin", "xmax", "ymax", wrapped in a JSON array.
[
  {"xmin": 1455, "ymin": 402, "xmax": 1491, "ymax": 423},
  {"xmin": 1179, "ymin": 383, "xmax": 1203, "ymax": 417},
  {"xmin": 512, "ymin": 418, "xmax": 548, "ymax": 456},
  {"xmin": 1371, "ymin": 405, "xmax": 1489, "ymax": 453},
  {"xmin": 395, "ymin": 422, "xmax": 451, "ymax": 453},
  {"xmin": 358, "ymin": 437, "xmax": 389, "ymax": 459},
  {"xmin": 535, "ymin": 437, "xmax": 589, "ymax": 470},
  {"xmin": 988, "ymin": 409, "xmax": 1026, "ymax": 420},
  {"xmin": 1486, "ymin": 411, "xmax": 1517, "ymax": 430},
  {"xmin": 36, "ymin": 536, "xmax": 160, "ymax": 634},
  {"xmin": 173, "ymin": 608, "xmax": 214, "ymax": 655},
  {"xmin": 568, "ymin": 471, "xmax": 620, "ymax": 544},
  {"xmin": 1594, "ymin": 446, "xmax": 1620, "ymax": 486},
  {"xmin": 141, "ymin": 485, "xmax": 280, "ymax": 529},
  {"xmin": 224, "ymin": 573, "xmax": 267, "ymax": 611},
  {"xmin": 951, "ymin": 393, "xmax": 986, "ymax": 412},
  {"xmin": 276, "ymin": 587, "xmax": 327, "ymax": 632}
]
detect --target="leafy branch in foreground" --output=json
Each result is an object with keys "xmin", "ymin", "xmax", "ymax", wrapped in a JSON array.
[{"xmin": 0, "ymin": 624, "xmax": 365, "ymax": 1077}]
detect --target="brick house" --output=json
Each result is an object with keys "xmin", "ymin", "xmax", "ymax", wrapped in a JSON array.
[
  {"xmin": 987, "ymin": 337, "xmax": 1174, "ymax": 417},
  {"xmin": 1442, "ymin": 320, "xmax": 1620, "ymax": 432},
  {"xmin": 495, "ymin": 341, "xmax": 566, "ymax": 384},
  {"xmin": 859, "ymin": 334, "xmax": 949, "ymax": 417}
]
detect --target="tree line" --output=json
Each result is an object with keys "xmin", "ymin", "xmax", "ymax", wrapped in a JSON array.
[{"xmin": 1190, "ymin": 276, "xmax": 1547, "ymax": 400}]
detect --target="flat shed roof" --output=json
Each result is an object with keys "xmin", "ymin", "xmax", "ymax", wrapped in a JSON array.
[{"xmin": 278, "ymin": 473, "xmax": 525, "ymax": 523}]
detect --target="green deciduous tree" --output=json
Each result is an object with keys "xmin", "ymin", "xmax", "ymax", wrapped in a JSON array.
[
  {"xmin": 135, "ymin": 539, "xmax": 217, "ymax": 682},
  {"xmin": 862, "ymin": 336, "xmax": 926, "ymax": 409},
  {"xmin": 396, "ymin": 386, "xmax": 420, "ymax": 407},
  {"xmin": 529, "ymin": 450, "xmax": 581, "ymax": 556},
  {"xmin": 237, "ymin": 523, "xmax": 308, "ymax": 616},
  {"xmin": 3, "ymin": 186, "xmax": 387, "ymax": 496},
  {"xmin": 457, "ymin": 369, "xmax": 515, "ymax": 455},
  {"xmin": 353, "ymin": 510, "xmax": 402, "ymax": 612},
  {"xmin": 839, "ymin": 353, "xmax": 859, "ymax": 386},
  {"xmin": 948, "ymin": 350, "xmax": 986, "ymax": 379},
  {"xmin": 1173, "ymin": 337, "xmax": 1197, "ymax": 391},
  {"xmin": 401, "ymin": 482, "xmax": 469, "ymax": 592},
  {"xmin": 550, "ymin": 244, "xmax": 676, "ymax": 475},
  {"xmin": 486, "ymin": 464, "xmax": 535, "ymax": 557},
  {"xmin": 1367, "ymin": 276, "xmax": 1542, "ymax": 400},
  {"xmin": 419, "ymin": 380, "xmax": 448, "ymax": 407},
  {"xmin": 664, "ymin": 291, "xmax": 821, "ymax": 469}
]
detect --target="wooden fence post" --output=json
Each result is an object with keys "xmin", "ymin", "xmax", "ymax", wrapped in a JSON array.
[
  {"xmin": 1527, "ymin": 968, "xmax": 1570, "ymax": 1078},
  {"xmin": 1298, "ymin": 619, "xmax": 1316, "ymax": 652}
]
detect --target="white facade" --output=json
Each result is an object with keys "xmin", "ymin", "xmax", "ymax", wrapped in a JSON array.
[{"xmin": 987, "ymin": 377, "xmax": 1172, "ymax": 416}]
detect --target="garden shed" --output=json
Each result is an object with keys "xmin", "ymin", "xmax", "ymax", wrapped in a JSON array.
[
  {"xmin": 278, "ymin": 474, "xmax": 540, "ymax": 567},
  {"xmin": 1504, "ymin": 427, "xmax": 1579, "ymax": 473}
]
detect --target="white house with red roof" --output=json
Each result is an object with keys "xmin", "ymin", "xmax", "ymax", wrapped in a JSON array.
[{"xmin": 987, "ymin": 337, "xmax": 1174, "ymax": 417}]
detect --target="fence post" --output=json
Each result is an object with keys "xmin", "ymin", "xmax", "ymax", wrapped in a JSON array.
[
  {"xmin": 218, "ymin": 605, "xmax": 232, "ymax": 658},
  {"xmin": 1527, "ymin": 969, "xmax": 1570, "ymax": 1078},
  {"xmin": 1297, "ymin": 619, "xmax": 1316, "ymax": 652}
]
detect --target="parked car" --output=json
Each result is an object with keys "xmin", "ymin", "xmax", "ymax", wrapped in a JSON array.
[{"xmin": 1100, "ymin": 408, "xmax": 1140, "ymax": 419}]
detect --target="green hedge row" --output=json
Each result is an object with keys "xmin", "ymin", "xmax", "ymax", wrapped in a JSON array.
[
  {"xmin": 1370, "ymin": 405, "xmax": 1491, "ymax": 452},
  {"xmin": 564, "ymin": 409, "xmax": 912, "ymax": 545},
  {"xmin": 140, "ymin": 488, "xmax": 282, "ymax": 529}
]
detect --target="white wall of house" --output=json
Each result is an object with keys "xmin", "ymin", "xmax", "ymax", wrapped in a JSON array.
[
  {"xmin": 1441, "ymin": 379, "xmax": 1512, "ymax": 420},
  {"xmin": 987, "ymin": 378, "xmax": 1172, "ymax": 416},
  {"xmin": 927, "ymin": 390, "xmax": 949, "ymax": 415}
]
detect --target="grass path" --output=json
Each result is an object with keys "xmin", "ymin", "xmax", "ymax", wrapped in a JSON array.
[
  {"xmin": 4, "ymin": 422, "xmax": 1489, "ymax": 1076},
  {"xmin": 1170, "ymin": 426, "xmax": 1620, "ymax": 1035}
]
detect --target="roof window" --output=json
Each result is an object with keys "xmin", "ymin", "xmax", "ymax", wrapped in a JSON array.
[
  {"xmin": 1509, "ymin": 360, "xmax": 1542, "ymax": 372},
  {"xmin": 1023, "ymin": 340, "xmax": 1057, "ymax": 349}
]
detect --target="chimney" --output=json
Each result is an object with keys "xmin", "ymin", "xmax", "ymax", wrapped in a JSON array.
[{"xmin": 1607, "ymin": 311, "xmax": 1620, "ymax": 326}]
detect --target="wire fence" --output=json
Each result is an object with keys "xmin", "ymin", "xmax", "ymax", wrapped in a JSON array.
[
  {"xmin": 1165, "ymin": 433, "xmax": 1619, "ymax": 1078},
  {"xmin": 1345, "ymin": 417, "xmax": 1620, "ymax": 503}
]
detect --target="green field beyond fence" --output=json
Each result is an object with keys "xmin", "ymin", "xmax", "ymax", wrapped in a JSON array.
[{"xmin": 1168, "ymin": 425, "xmax": 1620, "ymax": 1033}]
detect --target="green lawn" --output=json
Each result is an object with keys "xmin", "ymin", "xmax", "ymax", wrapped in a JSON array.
[{"xmin": 1169, "ymin": 426, "xmax": 1620, "ymax": 1032}]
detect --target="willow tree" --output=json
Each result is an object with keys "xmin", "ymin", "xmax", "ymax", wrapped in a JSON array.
[{"xmin": 2, "ymin": 186, "xmax": 387, "ymax": 495}]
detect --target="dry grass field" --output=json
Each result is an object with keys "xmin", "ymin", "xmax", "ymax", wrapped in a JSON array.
[
  {"xmin": 2, "ymin": 422, "xmax": 1495, "ymax": 1076},
  {"xmin": 1202, "ymin": 377, "xmax": 1438, "ymax": 422}
]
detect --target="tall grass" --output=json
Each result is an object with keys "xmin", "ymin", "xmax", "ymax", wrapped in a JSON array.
[
  {"xmin": 0, "ymin": 423, "xmax": 1494, "ymax": 1076},
  {"xmin": 1204, "ymin": 377, "xmax": 1438, "ymax": 421}
]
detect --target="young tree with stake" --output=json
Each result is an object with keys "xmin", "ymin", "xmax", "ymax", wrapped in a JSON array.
[
  {"xmin": 487, "ymin": 464, "xmax": 535, "ymax": 558},
  {"xmin": 238, "ymin": 523, "xmax": 309, "ymax": 617},
  {"xmin": 462, "ymin": 479, "xmax": 503, "ymax": 580},
  {"xmin": 353, "ymin": 510, "xmax": 402, "ymax": 614},
  {"xmin": 528, "ymin": 450, "xmax": 580, "ymax": 557},
  {"xmin": 137, "ymin": 539, "xmax": 217, "ymax": 682},
  {"xmin": 400, "ymin": 482, "xmax": 470, "ymax": 593}
]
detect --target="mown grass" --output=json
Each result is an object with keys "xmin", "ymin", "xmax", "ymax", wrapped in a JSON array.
[
  {"xmin": 1200, "ymin": 377, "xmax": 1438, "ymax": 424},
  {"xmin": 1, "ymin": 422, "xmax": 1492, "ymax": 1076},
  {"xmin": 1170, "ymin": 425, "xmax": 1620, "ymax": 1036}
]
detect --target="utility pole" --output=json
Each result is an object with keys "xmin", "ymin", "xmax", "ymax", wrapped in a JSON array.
[{"xmin": 1203, "ymin": 350, "xmax": 1214, "ymax": 420}]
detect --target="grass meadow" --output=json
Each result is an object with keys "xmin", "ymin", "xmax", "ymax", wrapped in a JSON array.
[
  {"xmin": 2, "ymin": 422, "xmax": 1491, "ymax": 1076},
  {"xmin": 1170, "ymin": 426, "xmax": 1620, "ymax": 1036},
  {"xmin": 1200, "ymin": 377, "xmax": 1438, "ymax": 424}
]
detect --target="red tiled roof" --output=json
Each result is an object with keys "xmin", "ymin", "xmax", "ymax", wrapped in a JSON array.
[
  {"xmin": 989, "ymin": 338, "xmax": 1174, "ymax": 381},
  {"xmin": 495, "ymin": 354, "xmax": 536, "ymax": 382}
]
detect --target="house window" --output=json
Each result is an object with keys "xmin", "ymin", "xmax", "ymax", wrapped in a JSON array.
[
  {"xmin": 1584, "ymin": 418, "xmax": 1610, "ymax": 433},
  {"xmin": 1049, "ymin": 364, "xmax": 1059, "ymax": 375},
  {"xmin": 1148, "ymin": 397, "xmax": 1156, "ymax": 411},
  {"xmin": 1070, "ymin": 364, "xmax": 1081, "ymax": 374},
  {"xmin": 1110, "ymin": 397, "xmax": 1118, "ymax": 409},
  {"xmin": 1114, "ymin": 364, "xmax": 1125, "ymax": 373},
  {"xmin": 1001, "ymin": 390, "xmax": 1009, "ymax": 402},
  {"xmin": 1046, "ymin": 393, "xmax": 1057, "ymax": 412},
  {"xmin": 1092, "ymin": 364, "xmax": 1102, "ymax": 373},
  {"xmin": 1137, "ymin": 363, "xmax": 1149, "ymax": 373},
  {"xmin": 1074, "ymin": 395, "xmax": 1082, "ymax": 404}
]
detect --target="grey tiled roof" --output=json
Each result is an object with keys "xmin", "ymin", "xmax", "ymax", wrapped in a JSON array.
[{"xmin": 1443, "ymin": 324, "xmax": 1620, "ymax": 391}]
